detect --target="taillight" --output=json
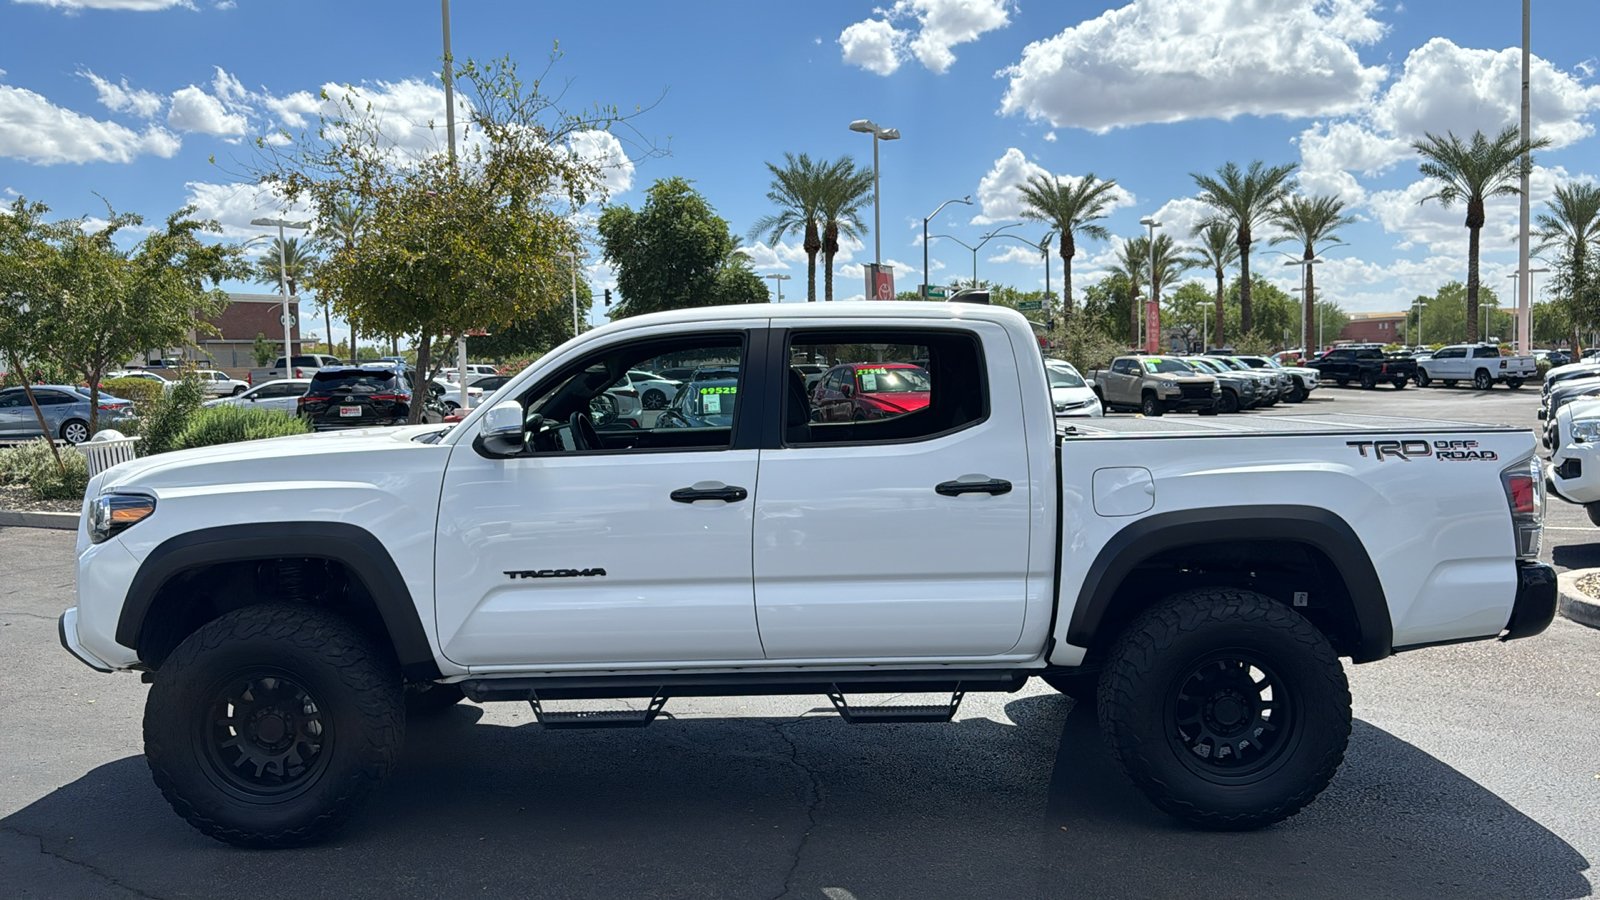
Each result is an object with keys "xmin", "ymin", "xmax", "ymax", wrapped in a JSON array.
[{"xmin": 1500, "ymin": 457, "xmax": 1543, "ymax": 560}]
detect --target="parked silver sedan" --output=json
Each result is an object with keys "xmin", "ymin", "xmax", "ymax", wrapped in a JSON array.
[{"xmin": 0, "ymin": 385, "xmax": 136, "ymax": 444}]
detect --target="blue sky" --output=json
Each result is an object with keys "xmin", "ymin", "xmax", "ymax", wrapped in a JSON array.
[{"xmin": 2, "ymin": 0, "xmax": 1598, "ymax": 346}]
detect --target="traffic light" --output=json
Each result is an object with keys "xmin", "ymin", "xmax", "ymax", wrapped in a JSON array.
[{"xmin": 604, "ymin": 288, "xmax": 612, "ymax": 306}]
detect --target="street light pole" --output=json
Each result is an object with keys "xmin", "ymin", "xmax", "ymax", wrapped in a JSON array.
[
  {"xmin": 930, "ymin": 223, "xmax": 1023, "ymax": 291},
  {"xmin": 765, "ymin": 273, "xmax": 791, "ymax": 302},
  {"xmin": 851, "ymin": 119, "xmax": 900, "ymax": 300},
  {"xmin": 1041, "ymin": 230, "xmax": 1056, "ymax": 324},
  {"xmin": 1516, "ymin": 0, "xmax": 1533, "ymax": 351},
  {"xmin": 250, "ymin": 217, "xmax": 311, "ymax": 371},
  {"xmin": 921, "ymin": 196, "xmax": 971, "ymax": 298},
  {"xmin": 440, "ymin": 0, "xmax": 473, "ymax": 408},
  {"xmin": 1284, "ymin": 257, "xmax": 1323, "ymax": 354},
  {"xmin": 1139, "ymin": 217, "xmax": 1161, "ymax": 351},
  {"xmin": 1509, "ymin": 267, "xmax": 1550, "ymax": 345}
]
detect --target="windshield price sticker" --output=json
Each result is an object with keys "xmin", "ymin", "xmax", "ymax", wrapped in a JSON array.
[{"xmin": 1143, "ymin": 359, "xmax": 1166, "ymax": 372}]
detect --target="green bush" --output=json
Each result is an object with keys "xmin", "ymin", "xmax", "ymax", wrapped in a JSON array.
[
  {"xmin": 172, "ymin": 405, "xmax": 311, "ymax": 451},
  {"xmin": 1537, "ymin": 359, "xmax": 1552, "ymax": 378},
  {"xmin": 138, "ymin": 373, "xmax": 207, "ymax": 456},
  {"xmin": 102, "ymin": 377, "xmax": 165, "ymax": 412},
  {"xmin": 0, "ymin": 439, "xmax": 88, "ymax": 500}
]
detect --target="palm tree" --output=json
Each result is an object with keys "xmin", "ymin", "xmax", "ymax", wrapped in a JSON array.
[
  {"xmin": 1109, "ymin": 236, "xmax": 1147, "ymax": 347},
  {"xmin": 1110, "ymin": 234, "xmax": 1195, "ymax": 349},
  {"xmin": 1017, "ymin": 172, "xmax": 1119, "ymax": 313},
  {"xmin": 1535, "ymin": 183, "xmax": 1600, "ymax": 353},
  {"xmin": 253, "ymin": 236, "xmax": 320, "ymax": 348},
  {"xmin": 319, "ymin": 200, "xmax": 365, "ymax": 355},
  {"xmin": 1192, "ymin": 160, "xmax": 1299, "ymax": 335},
  {"xmin": 1191, "ymin": 221, "xmax": 1239, "ymax": 350},
  {"xmin": 814, "ymin": 156, "xmax": 874, "ymax": 302},
  {"xmin": 748, "ymin": 153, "xmax": 824, "ymax": 301},
  {"xmin": 1412, "ymin": 126, "xmax": 1552, "ymax": 337},
  {"xmin": 1270, "ymin": 194, "xmax": 1354, "ymax": 352}
]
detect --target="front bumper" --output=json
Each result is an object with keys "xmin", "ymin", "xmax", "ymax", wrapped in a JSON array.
[
  {"xmin": 58, "ymin": 607, "xmax": 115, "ymax": 672},
  {"xmin": 1502, "ymin": 562, "xmax": 1558, "ymax": 641},
  {"xmin": 1546, "ymin": 442, "xmax": 1600, "ymax": 504}
]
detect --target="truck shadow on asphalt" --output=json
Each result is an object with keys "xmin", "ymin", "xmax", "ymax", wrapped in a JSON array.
[
  {"xmin": 2, "ymin": 694, "xmax": 1589, "ymax": 900},
  {"xmin": 1552, "ymin": 543, "xmax": 1600, "ymax": 569}
]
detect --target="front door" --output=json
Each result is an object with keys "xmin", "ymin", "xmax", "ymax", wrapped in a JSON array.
[
  {"xmin": 434, "ymin": 329, "xmax": 766, "ymax": 668},
  {"xmin": 753, "ymin": 322, "xmax": 1034, "ymax": 660}
]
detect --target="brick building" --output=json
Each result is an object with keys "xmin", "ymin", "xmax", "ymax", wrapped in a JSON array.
[
  {"xmin": 1339, "ymin": 311, "xmax": 1406, "ymax": 345},
  {"xmin": 190, "ymin": 293, "xmax": 304, "ymax": 369}
]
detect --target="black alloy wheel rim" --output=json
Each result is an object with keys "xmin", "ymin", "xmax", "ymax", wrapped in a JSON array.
[
  {"xmin": 198, "ymin": 672, "xmax": 332, "ymax": 800},
  {"xmin": 643, "ymin": 390, "xmax": 666, "ymax": 409},
  {"xmin": 1166, "ymin": 651, "xmax": 1297, "ymax": 782}
]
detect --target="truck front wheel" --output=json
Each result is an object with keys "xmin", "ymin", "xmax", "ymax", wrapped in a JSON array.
[
  {"xmin": 1141, "ymin": 392, "xmax": 1165, "ymax": 417},
  {"xmin": 144, "ymin": 604, "xmax": 405, "ymax": 848},
  {"xmin": 1098, "ymin": 588, "xmax": 1351, "ymax": 831}
]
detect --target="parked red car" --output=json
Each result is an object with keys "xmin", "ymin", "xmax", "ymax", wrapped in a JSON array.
[{"xmin": 811, "ymin": 362, "xmax": 932, "ymax": 422}]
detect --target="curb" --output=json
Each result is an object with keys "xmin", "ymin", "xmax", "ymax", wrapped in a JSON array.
[
  {"xmin": 1556, "ymin": 569, "xmax": 1600, "ymax": 630},
  {"xmin": 0, "ymin": 509, "xmax": 79, "ymax": 531}
]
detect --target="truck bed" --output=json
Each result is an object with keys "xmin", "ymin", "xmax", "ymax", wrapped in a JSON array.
[{"xmin": 1062, "ymin": 412, "xmax": 1525, "ymax": 438}]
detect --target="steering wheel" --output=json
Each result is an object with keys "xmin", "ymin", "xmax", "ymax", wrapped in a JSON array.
[{"xmin": 568, "ymin": 410, "xmax": 601, "ymax": 451}]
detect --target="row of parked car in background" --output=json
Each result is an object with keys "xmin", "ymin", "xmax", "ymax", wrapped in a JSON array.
[
  {"xmin": 1539, "ymin": 356, "xmax": 1600, "ymax": 527},
  {"xmin": 1080, "ymin": 352, "xmax": 1320, "ymax": 417}
]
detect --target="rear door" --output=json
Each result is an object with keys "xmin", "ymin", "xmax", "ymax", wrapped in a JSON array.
[{"xmin": 752, "ymin": 320, "xmax": 1033, "ymax": 660}]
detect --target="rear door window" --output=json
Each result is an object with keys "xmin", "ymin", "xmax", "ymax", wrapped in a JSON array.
[{"xmin": 785, "ymin": 329, "xmax": 984, "ymax": 445}]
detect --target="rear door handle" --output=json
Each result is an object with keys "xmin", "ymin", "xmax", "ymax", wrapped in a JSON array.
[
  {"xmin": 671, "ymin": 485, "xmax": 749, "ymax": 504},
  {"xmin": 936, "ymin": 478, "xmax": 1012, "ymax": 496}
]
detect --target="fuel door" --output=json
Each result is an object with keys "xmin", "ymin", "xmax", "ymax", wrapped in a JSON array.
[{"xmin": 1092, "ymin": 466, "xmax": 1155, "ymax": 517}]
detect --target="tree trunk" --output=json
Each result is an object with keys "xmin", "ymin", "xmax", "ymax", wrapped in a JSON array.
[
  {"xmin": 6, "ymin": 349, "xmax": 63, "ymax": 471},
  {"xmin": 350, "ymin": 321, "xmax": 357, "ymax": 361},
  {"xmin": 1237, "ymin": 226, "xmax": 1254, "ymax": 336},
  {"xmin": 86, "ymin": 370, "xmax": 102, "ymax": 437},
  {"xmin": 1303, "ymin": 249, "xmax": 1317, "ymax": 353},
  {"xmin": 1213, "ymin": 269, "xmax": 1226, "ymax": 350},
  {"xmin": 1465, "ymin": 199, "xmax": 1484, "ymax": 344},
  {"xmin": 410, "ymin": 333, "xmax": 432, "ymax": 425},
  {"xmin": 823, "ymin": 251, "xmax": 835, "ymax": 301},
  {"xmin": 1060, "ymin": 234, "xmax": 1075, "ymax": 314},
  {"xmin": 804, "ymin": 221, "xmax": 820, "ymax": 302},
  {"xmin": 324, "ymin": 304, "xmax": 333, "ymax": 357}
]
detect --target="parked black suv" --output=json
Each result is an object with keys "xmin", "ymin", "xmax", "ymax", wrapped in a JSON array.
[{"xmin": 297, "ymin": 365, "xmax": 444, "ymax": 429}]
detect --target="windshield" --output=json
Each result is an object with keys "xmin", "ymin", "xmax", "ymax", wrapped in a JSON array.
[
  {"xmin": 1141, "ymin": 358, "xmax": 1194, "ymax": 375},
  {"xmin": 856, "ymin": 365, "xmax": 930, "ymax": 393},
  {"xmin": 1047, "ymin": 365, "xmax": 1085, "ymax": 388},
  {"xmin": 1212, "ymin": 357, "xmax": 1247, "ymax": 371},
  {"xmin": 681, "ymin": 381, "xmax": 738, "ymax": 424},
  {"xmin": 1186, "ymin": 359, "xmax": 1224, "ymax": 373}
]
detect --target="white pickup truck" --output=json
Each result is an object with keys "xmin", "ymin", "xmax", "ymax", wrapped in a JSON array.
[
  {"xmin": 1415, "ymin": 344, "xmax": 1536, "ymax": 390},
  {"xmin": 59, "ymin": 302, "xmax": 1557, "ymax": 848},
  {"xmin": 248, "ymin": 353, "xmax": 343, "ymax": 386}
]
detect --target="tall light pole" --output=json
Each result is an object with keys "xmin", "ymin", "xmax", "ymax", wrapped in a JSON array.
[
  {"xmin": 439, "ymin": 0, "xmax": 476, "ymax": 408},
  {"xmin": 931, "ymin": 222, "xmax": 1023, "ymax": 287},
  {"xmin": 1284, "ymin": 257, "xmax": 1323, "ymax": 353},
  {"xmin": 1516, "ymin": 0, "xmax": 1533, "ymax": 351},
  {"xmin": 1139, "ymin": 217, "xmax": 1160, "ymax": 352},
  {"xmin": 1041, "ymin": 230, "xmax": 1056, "ymax": 324},
  {"xmin": 1508, "ymin": 267, "xmax": 1549, "ymax": 344},
  {"xmin": 921, "ymin": 196, "xmax": 971, "ymax": 298},
  {"xmin": 250, "ymin": 217, "xmax": 311, "ymax": 368},
  {"xmin": 850, "ymin": 119, "xmax": 900, "ymax": 266},
  {"xmin": 765, "ymin": 273, "xmax": 791, "ymax": 302}
]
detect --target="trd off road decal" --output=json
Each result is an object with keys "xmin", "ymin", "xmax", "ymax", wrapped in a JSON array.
[
  {"xmin": 505, "ymin": 568, "xmax": 607, "ymax": 579},
  {"xmin": 1346, "ymin": 439, "xmax": 1498, "ymax": 462}
]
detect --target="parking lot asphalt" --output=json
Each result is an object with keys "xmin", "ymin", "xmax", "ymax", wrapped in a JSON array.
[{"xmin": 2, "ymin": 382, "xmax": 1597, "ymax": 900}]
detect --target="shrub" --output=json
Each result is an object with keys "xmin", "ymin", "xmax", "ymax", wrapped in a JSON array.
[
  {"xmin": 1536, "ymin": 359, "xmax": 1552, "ymax": 378},
  {"xmin": 138, "ymin": 373, "xmax": 207, "ymax": 456},
  {"xmin": 102, "ymin": 377, "xmax": 165, "ymax": 412},
  {"xmin": 172, "ymin": 405, "xmax": 311, "ymax": 451},
  {"xmin": 0, "ymin": 439, "xmax": 88, "ymax": 500}
]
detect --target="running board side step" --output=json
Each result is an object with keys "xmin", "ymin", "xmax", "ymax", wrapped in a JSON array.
[
  {"xmin": 529, "ymin": 691, "xmax": 668, "ymax": 729},
  {"xmin": 826, "ymin": 687, "xmax": 965, "ymax": 724}
]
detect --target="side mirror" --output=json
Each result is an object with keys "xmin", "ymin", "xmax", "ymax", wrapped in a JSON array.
[{"xmin": 474, "ymin": 400, "xmax": 525, "ymax": 458}]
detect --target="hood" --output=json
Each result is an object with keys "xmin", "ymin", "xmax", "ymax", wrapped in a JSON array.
[
  {"xmin": 99, "ymin": 425, "xmax": 450, "ymax": 495},
  {"xmin": 860, "ymin": 392, "xmax": 930, "ymax": 413}
]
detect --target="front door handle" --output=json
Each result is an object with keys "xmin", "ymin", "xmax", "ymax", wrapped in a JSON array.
[
  {"xmin": 671, "ymin": 485, "xmax": 749, "ymax": 504},
  {"xmin": 936, "ymin": 478, "xmax": 1012, "ymax": 497}
]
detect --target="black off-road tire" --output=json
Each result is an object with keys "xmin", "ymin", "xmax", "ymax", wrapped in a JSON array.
[
  {"xmin": 1586, "ymin": 503, "xmax": 1600, "ymax": 527},
  {"xmin": 1506, "ymin": 378, "xmax": 1524, "ymax": 390},
  {"xmin": 1474, "ymin": 369, "xmax": 1494, "ymax": 390},
  {"xmin": 1141, "ymin": 392, "xmax": 1165, "ymax": 417},
  {"xmin": 405, "ymin": 682, "xmax": 466, "ymax": 717},
  {"xmin": 1216, "ymin": 390, "xmax": 1239, "ymax": 414},
  {"xmin": 1391, "ymin": 378, "xmax": 1407, "ymax": 389},
  {"xmin": 1041, "ymin": 669, "xmax": 1101, "ymax": 703},
  {"xmin": 1285, "ymin": 382, "xmax": 1308, "ymax": 403},
  {"xmin": 1443, "ymin": 379, "xmax": 1458, "ymax": 388},
  {"xmin": 144, "ymin": 604, "xmax": 405, "ymax": 848},
  {"xmin": 1360, "ymin": 371, "xmax": 1377, "ymax": 389},
  {"xmin": 1416, "ymin": 370, "xmax": 1431, "ymax": 387},
  {"xmin": 1334, "ymin": 378, "xmax": 1349, "ymax": 388},
  {"xmin": 1097, "ymin": 588, "xmax": 1351, "ymax": 831}
]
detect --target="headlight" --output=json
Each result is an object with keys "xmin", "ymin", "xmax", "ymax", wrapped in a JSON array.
[
  {"xmin": 1572, "ymin": 421, "xmax": 1600, "ymax": 444},
  {"xmin": 1158, "ymin": 380, "xmax": 1178, "ymax": 389},
  {"xmin": 88, "ymin": 493, "xmax": 156, "ymax": 544}
]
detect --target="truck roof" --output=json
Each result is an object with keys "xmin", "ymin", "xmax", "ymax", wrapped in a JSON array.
[{"xmin": 592, "ymin": 301, "xmax": 1029, "ymax": 335}]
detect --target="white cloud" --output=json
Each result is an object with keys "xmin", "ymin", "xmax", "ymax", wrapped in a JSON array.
[
  {"xmin": 1149, "ymin": 197, "xmax": 1215, "ymax": 244},
  {"xmin": 0, "ymin": 83, "xmax": 179, "ymax": 164},
  {"xmin": 738, "ymin": 239, "xmax": 811, "ymax": 271},
  {"xmin": 970, "ymin": 147, "xmax": 1136, "ymax": 226},
  {"xmin": 80, "ymin": 70, "xmax": 163, "ymax": 117},
  {"xmin": 312, "ymin": 78, "xmax": 466, "ymax": 158},
  {"xmin": 14, "ymin": 0, "xmax": 193, "ymax": 8},
  {"xmin": 183, "ymin": 181, "xmax": 315, "ymax": 239},
  {"xmin": 839, "ymin": 19, "xmax": 906, "ymax": 76},
  {"xmin": 1367, "ymin": 164, "xmax": 1570, "ymax": 255},
  {"xmin": 840, "ymin": 0, "xmax": 1011, "ymax": 76},
  {"xmin": 1043, "ymin": 131, "xmax": 1056, "ymax": 142},
  {"xmin": 210, "ymin": 66, "xmax": 248, "ymax": 105},
  {"xmin": 998, "ymin": 0, "xmax": 1388, "ymax": 132},
  {"xmin": 1371, "ymin": 38, "xmax": 1600, "ymax": 148},
  {"xmin": 167, "ymin": 84, "xmax": 246, "ymax": 136},
  {"xmin": 567, "ymin": 129, "xmax": 633, "ymax": 197},
  {"xmin": 261, "ymin": 90, "xmax": 320, "ymax": 129}
]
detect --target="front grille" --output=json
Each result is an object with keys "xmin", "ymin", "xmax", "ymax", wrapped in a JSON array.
[{"xmin": 1180, "ymin": 383, "xmax": 1213, "ymax": 401}]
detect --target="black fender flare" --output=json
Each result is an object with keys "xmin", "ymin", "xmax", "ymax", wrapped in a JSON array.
[
  {"xmin": 1065, "ymin": 505, "xmax": 1393, "ymax": 662},
  {"xmin": 115, "ymin": 521, "xmax": 441, "ymax": 681}
]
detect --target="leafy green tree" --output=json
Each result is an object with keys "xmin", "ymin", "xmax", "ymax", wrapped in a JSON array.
[
  {"xmin": 316, "ymin": 199, "xmax": 367, "ymax": 352},
  {"xmin": 1108, "ymin": 239, "xmax": 1147, "ymax": 346},
  {"xmin": 1192, "ymin": 160, "xmax": 1299, "ymax": 334},
  {"xmin": 40, "ymin": 207, "xmax": 241, "ymax": 434},
  {"xmin": 749, "ymin": 153, "xmax": 825, "ymax": 302},
  {"xmin": 467, "ymin": 257, "xmax": 592, "ymax": 360},
  {"xmin": 601, "ymin": 176, "xmax": 768, "ymax": 317},
  {"xmin": 1164, "ymin": 281, "xmax": 1213, "ymax": 350},
  {"xmin": 259, "ymin": 57, "xmax": 603, "ymax": 422},
  {"xmin": 1108, "ymin": 234, "xmax": 1192, "ymax": 347},
  {"xmin": 1534, "ymin": 182, "xmax": 1600, "ymax": 353},
  {"xmin": 1314, "ymin": 300, "xmax": 1350, "ymax": 350},
  {"xmin": 1223, "ymin": 276, "xmax": 1298, "ymax": 349},
  {"xmin": 1081, "ymin": 273, "xmax": 1135, "ymax": 346},
  {"xmin": 815, "ymin": 156, "xmax": 873, "ymax": 302},
  {"xmin": 250, "ymin": 333, "xmax": 277, "ymax": 366},
  {"xmin": 1404, "ymin": 281, "xmax": 1508, "ymax": 346},
  {"xmin": 1189, "ymin": 221, "xmax": 1238, "ymax": 350},
  {"xmin": 0, "ymin": 197, "xmax": 70, "ymax": 469},
  {"xmin": 1412, "ymin": 126, "xmax": 1551, "ymax": 338},
  {"xmin": 1270, "ymin": 194, "xmax": 1354, "ymax": 350},
  {"xmin": 1017, "ymin": 172, "xmax": 1119, "ymax": 313}
]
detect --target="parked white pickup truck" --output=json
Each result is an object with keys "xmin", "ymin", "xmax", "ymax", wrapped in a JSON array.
[
  {"xmin": 59, "ymin": 302, "xmax": 1556, "ymax": 848},
  {"xmin": 1415, "ymin": 344, "xmax": 1535, "ymax": 390},
  {"xmin": 248, "ymin": 353, "xmax": 343, "ymax": 386}
]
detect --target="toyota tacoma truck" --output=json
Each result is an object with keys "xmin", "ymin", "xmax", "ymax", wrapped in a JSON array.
[
  {"xmin": 58, "ymin": 302, "xmax": 1557, "ymax": 847},
  {"xmin": 1416, "ymin": 344, "xmax": 1535, "ymax": 390}
]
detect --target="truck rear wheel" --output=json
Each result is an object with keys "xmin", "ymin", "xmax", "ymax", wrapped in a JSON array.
[
  {"xmin": 1097, "ymin": 588, "xmax": 1350, "ymax": 831},
  {"xmin": 144, "ymin": 604, "xmax": 404, "ymax": 848},
  {"xmin": 1474, "ymin": 369, "xmax": 1494, "ymax": 390},
  {"xmin": 1506, "ymin": 378, "xmax": 1524, "ymax": 389},
  {"xmin": 1141, "ymin": 392, "xmax": 1165, "ymax": 417}
]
